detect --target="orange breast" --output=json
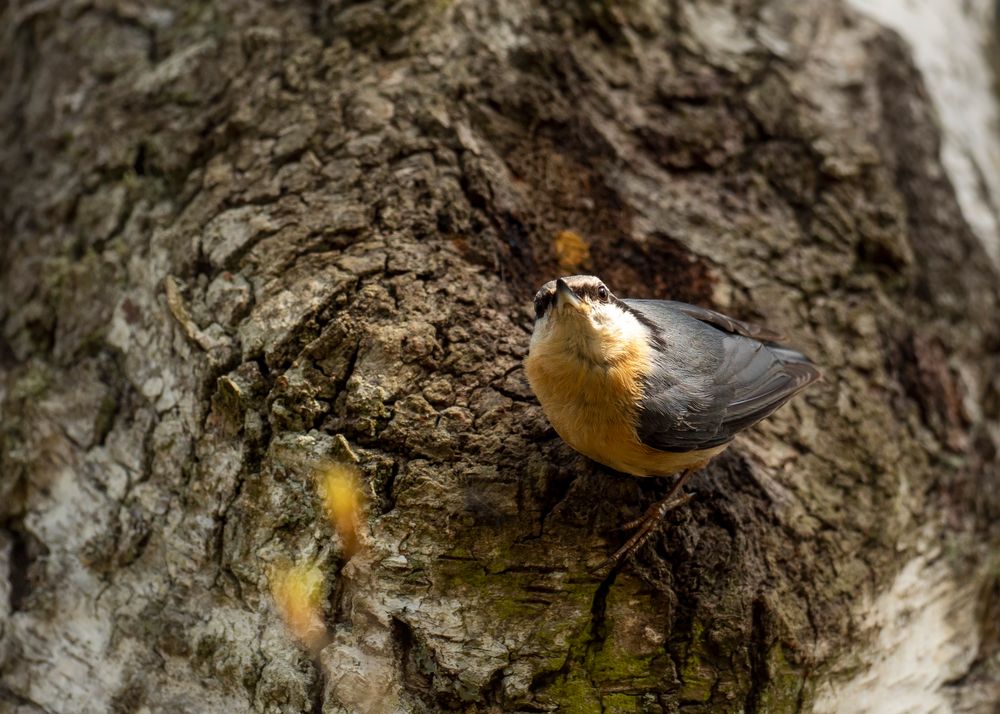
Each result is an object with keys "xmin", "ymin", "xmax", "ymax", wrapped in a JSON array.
[{"xmin": 525, "ymin": 339, "xmax": 726, "ymax": 476}]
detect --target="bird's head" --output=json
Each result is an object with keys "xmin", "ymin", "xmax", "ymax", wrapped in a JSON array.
[{"xmin": 529, "ymin": 275, "xmax": 648, "ymax": 366}]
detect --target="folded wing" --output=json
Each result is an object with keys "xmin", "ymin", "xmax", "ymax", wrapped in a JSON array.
[{"xmin": 624, "ymin": 299, "xmax": 821, "ymax": 453}]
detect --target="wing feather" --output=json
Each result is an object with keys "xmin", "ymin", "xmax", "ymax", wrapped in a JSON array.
[
  {"xmin": 623, "ymin": 299, "xmax": 820, "ymax": 453},
  {"xmin": 627, "ymin": 299, "xmax": 786, "ymax": 343}
]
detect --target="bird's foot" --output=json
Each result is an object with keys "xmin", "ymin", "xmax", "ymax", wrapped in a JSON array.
[
  {"xmin": 620, "ymin": 492, "xmax": 694, "ymax": 531},
  {"xmin": 591, "ymin": 491, "xmax": 694, "ymax": 572}
]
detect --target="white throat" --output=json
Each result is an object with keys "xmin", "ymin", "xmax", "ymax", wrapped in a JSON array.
[{"xmin": 530, "ymin": 303, "xmax": 648, "ymax": 367}]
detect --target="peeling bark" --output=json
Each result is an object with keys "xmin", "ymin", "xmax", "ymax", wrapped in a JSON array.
[{"xmin": 1, "ymin": 1, "xmax": 998, "ymax": 713}]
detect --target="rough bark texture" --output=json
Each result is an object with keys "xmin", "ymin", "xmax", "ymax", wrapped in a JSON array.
[{"xmin": 1, "ymin": 1, "xmax": 998, "ymax": 712}]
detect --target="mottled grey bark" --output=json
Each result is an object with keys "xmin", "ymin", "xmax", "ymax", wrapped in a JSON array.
[{"xmin": 1, "ymin": 1, "xmax": 998, "ymax": 712}]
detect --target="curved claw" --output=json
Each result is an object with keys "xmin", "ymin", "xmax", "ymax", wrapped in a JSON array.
[
  {"xmin": 590, "ymin": 492, "xmax": 695, "ymax": 572},
  {"xmin": 619, "ymin": 493, "xmax": 693, "ymax": 532},
  {"xmin": 590, "ymin": 468, "xmax": 700, "ymax": 572}
]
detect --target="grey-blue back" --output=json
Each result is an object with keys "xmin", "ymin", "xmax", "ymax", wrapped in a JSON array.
[{"xmin": 622, "ymin": 299, "xmax": 820, "ymax": 453}]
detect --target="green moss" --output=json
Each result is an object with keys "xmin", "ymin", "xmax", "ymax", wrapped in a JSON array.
[
  {"xmin": 602, "ymin": 693, "xmax": 642, "ymax": 713},
  {"xmin": 679, "ymin": 618, "xmax": 716, "ymax": 703},
  {"xmin": 680, "ymin": 658, "xmax": 716, "ymax": 703},
  {"xmin": 758, "ymin": 644, "xmax": 805, "ymax": 711},
  {"xmin": 493, "ymin": 593, "xmax": 537, "ymax": 620},
  {"xmin": 436, "ymin": 557, "xmax": 489, "ymax": 590},
  {"xmin": 543, "ymin": 675, "xmax": 602, "ymax": 713},
  {"xmin": 591, "ymin": 646, "xmax": 659, "ymax": 690}
]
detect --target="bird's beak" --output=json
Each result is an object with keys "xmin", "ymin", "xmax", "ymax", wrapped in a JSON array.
[{"xmin": 555, "ymin": 278, "xmax": 583, "ymax": 311}]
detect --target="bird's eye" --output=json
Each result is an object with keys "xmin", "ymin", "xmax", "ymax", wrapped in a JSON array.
[{"xmin": 597, "ymin": 286, "xmax": 608, "ymax": 301}]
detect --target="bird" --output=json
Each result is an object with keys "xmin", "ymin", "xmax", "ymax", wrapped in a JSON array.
[{"xmin": 524, "ymin": 275, "xmax": 821, "ymax": 569}]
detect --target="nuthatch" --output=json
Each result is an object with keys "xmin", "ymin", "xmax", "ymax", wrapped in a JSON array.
[{"xmin": 525, "ymin": 275, "xmax": 820, "ymax": 569}]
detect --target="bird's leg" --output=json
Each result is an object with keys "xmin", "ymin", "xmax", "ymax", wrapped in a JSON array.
[
  {"xmin": 593, "ymin": 469, "xmax": 697, "ymax": 571},
  {"xmin": 621, "ymin": 468, "xmax": 695, "ymax": 530}
]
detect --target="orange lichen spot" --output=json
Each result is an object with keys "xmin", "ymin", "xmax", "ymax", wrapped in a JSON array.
[
  {"xmin": 554, "ymin": 230, "xmax": 591, "ymax": 272},
  {"xmin": 271, "ymin": 560, "xmax": 327, "ymax": 653},
  {"xmin": 317, "ymin": 462, "xmax": 365, "ymax": 559}
]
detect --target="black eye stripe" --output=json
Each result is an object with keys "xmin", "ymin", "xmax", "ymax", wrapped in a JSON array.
[
  {"xmin": 532, "ymin": 281, "xmax": 612, "ymax": 319},
  {"xmin": 534, "ymin": 291, "xmax": 553, "ymax": 318}
]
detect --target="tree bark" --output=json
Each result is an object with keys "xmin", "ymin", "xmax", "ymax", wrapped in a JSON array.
[{"xmin": 1, "ymin": 1, "xmax": 998, "ymax": 713}]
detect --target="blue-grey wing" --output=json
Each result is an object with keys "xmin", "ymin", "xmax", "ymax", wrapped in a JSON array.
[
  {"xmin": 623, "ymin": 299, "xmax": 820, "ymax": 453},
  {"xmin": 626, "ymin": 299, "xmax": 785, "ymax": 343}
]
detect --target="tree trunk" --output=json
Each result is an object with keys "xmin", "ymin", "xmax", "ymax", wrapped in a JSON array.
[{"xmin": 2, "ymin": 1, "xmax": 998, "ymax": 712}]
